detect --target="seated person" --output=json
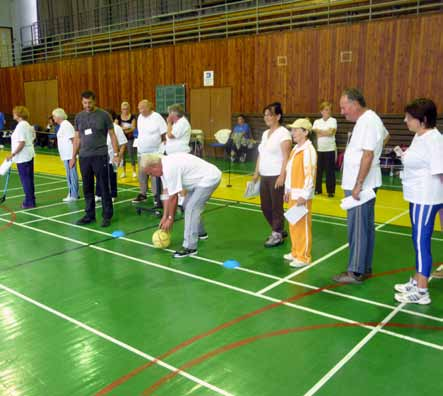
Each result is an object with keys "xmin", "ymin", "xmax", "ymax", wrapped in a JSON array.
[{"xmin": 226, "ymin": 115, "xmax": 253, "ymax": 162}]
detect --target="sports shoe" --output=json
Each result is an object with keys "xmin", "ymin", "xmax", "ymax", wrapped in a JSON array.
[
  {"xmin": 112, "ymin": 197, "xmax": 115, "ymax": 203},
  {"xmin": 431, "ymin": 265, "xmax": 443, "ymax": 279},
  {"xmin": 290, "ymin": 259, "xmax": 309, "ymax": 268},
  {"xmin": 198, "ymin": 233, "xmax": 209, "ymax": 240},
  {"xmin": 95, "ymin": 195, "xmax": 101, "ymax": 202},
  {"xmin": 132, "ymin": 193, "xmax": 147, "ymax": 203},
  {"xmin": 21, "ymin": 203, "xmax": 36, "ymax": 209},
  {"xmin": 63, "ymin": 196, "xmax": 78, "ymax": 202},
  {"xmin": 332, "ymin": 271, "xmax": 364, "ymax": 284},
  {"xmin": 394, "ymin": 289, "xmax": 431, "ymax": 305},
  {"xmin": 76, "ymin": 215, "xmax": 96, "ymax": 225},
  {"xmin": 173, "ymin": 248, "xmax": 198, "ymax": 258},
  {"xmin": 132, "ymin": 171, "xmax": 137, "ymax": 178},
  {"xmin": 394, "ymin": 278, "xmax": 416, "ymax": 293},
  {"xmin": 264, "ymin": 232, "xmax": 283, "ymax": 248},
  {"xmin": 101, "ymin": 218, "xmax": 111, "ymax": 227},
  {"xmin": 283, "ymin": 252, "xmax": 296, "ymax": 261},
  {"xmin": 120, "ymin": 172, "xmax": 126, "ymax": 179}
]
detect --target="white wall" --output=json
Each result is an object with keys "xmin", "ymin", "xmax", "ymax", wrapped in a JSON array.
[{"xmin": 0, "ymin": 0, "xmax": 13, "ymax": 27}]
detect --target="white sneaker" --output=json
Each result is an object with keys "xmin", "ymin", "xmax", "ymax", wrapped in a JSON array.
[
  {"xmin": 95, "ymin": 195, "xmax": 101, "ymax": 202},
  {"xmin": 394, "ymin": 278, "xmax": 416, "ymax": 293},
  {"xmin": 112, "ymin": 197, "xmax": 115, "ymax": 203},
  {"xmin": 132, "ymin": 171, "xmax": 137, "ymax": 178},
  {"xmin": 62, "ymin": 195, "xmax": 71, "ymax": 202},
  {"xmin": 289, "ymin": 259, "xmax": 309, "ymax": 268},
  {"xmin": 394, "ymin": 289, "xmax": 431, "ymax": 305},
  {"xmin": 120, "ymin": 172, "xmax": 126, "ymax": 179},
  {"xmin": 283, "ymin": 252, "xmax": 296, "ymax": 261}
]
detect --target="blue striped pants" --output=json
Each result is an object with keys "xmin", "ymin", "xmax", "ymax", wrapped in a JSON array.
[{"xmin": 410, "ymin": 202, "xmax": 443, "ymax": 278}]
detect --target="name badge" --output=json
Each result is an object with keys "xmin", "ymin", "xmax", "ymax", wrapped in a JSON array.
[{"xmin": 85, "ymin": 128, "xmax": 93, "ymax": 135}]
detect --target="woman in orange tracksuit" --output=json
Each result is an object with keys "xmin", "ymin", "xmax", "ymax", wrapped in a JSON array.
[{"xmin": 284, "ymin": 118, "xmax": 317, "ymax": 268}]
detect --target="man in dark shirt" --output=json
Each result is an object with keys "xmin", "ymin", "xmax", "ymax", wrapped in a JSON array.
[{"xmin": 70, "ymin": 90, "xmax": 120, "ymax": 227}]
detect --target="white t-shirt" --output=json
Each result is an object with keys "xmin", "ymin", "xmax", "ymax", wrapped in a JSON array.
[
  {"xmin": 313, "ymin": 117, "xmax": 337, "ymax": 152},
  {"xmin": 137, "ymin": 111, "xmax": 167, "ymax": 154},
  {"xmin": 107, "ymin": 124, "xmax": 128, "ymax": 164},
  {"xmin": 401, "ymin": 128, "xmax": 443, "ymax": 205},
  {"xmin": 258, "ymin": 126, "xmax": 292, "ymax": 176},
  {"xmin": 57, "ymin": 120, "xmax": 75, "ymax": 161},
  {"xmin": 165, "ymin": 116, "xmax": 191, "ymax": 154},
  {"xmin": 11, "ymin": 120, "xmax": 35, "ymax": 164},
  {"xmin": 342, "ymin": 110, "xmax": 386, "ymax": 190},
  {"xmin": 161, "ymin": 153, "xmax": 222, "ymax": 195}
]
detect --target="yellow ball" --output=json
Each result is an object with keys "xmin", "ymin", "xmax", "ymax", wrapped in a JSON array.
[{"xmin": 152, "ymin": 229, "xmax": 171, "ymax": 249}]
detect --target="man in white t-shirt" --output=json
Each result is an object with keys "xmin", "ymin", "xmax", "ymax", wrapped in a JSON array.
[
  {"xmin": 133, "ymin": 99, "xmax": 167, "ymax": 204},
  {"xmin": 333, "ymin": 88, "xmax": 387, "ymax": 284},
  {"xmin": 164, "ymin": 103, "xmax": 191, "ymax": 155},
  {"xmin": 140, "ymin": 153, "xmax": 221, "ymax": 258}
]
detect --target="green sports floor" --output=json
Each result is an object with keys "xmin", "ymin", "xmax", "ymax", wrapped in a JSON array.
[{"xmin": 0, "ymin": 152, "xmax": 443, "ymax": 396}]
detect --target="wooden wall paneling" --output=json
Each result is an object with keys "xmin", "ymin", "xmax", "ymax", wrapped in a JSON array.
[
  {"xmin": 316, "ymin": 28, "xmax": 336, "ymax": 112},
  {"xmin": 210, "ymin": 87, "xmax": 231, "ymax": 132}
]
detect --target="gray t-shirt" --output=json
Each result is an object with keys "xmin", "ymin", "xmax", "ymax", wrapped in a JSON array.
[{"xmin": 74, "ymin": 108, "xmax": 113, "ymax": 157}]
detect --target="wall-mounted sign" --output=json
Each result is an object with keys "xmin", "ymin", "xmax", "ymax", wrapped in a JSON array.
[{"xmin": 203, "ymin": 70, "xmax": 214, "ymax": 86}]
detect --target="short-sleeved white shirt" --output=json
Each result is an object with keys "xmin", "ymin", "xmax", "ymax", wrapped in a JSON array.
[
  {"xmin": 161, "ymin": 153, "xmax": 222, "ymax": 196},
  {"xmin": 165, "ymin": 116, "xmax": 191, "ymax": 154},
  {"xmin": 401, "ymin": 128, "xmax": 443, "ymax": 205},
  {"xmin": 57, "ymin": 120, "xmax": 75, "ymax": 161},
  {"xmin": 11, "ymin": 120, "xmax": 35, "ymax": 164},
  {"xmin": 342, "ymin": 110, "xmax": 386, "ymax": 190},
  {"xmin": 137, "ymin": 111, "xmax": 167, "ymax": 154},
  {"xmin": 107, "ymin": 124, "xmax": 128, "ymax": 164},
  {"xmin": 258, "ymin": 126, "xmax": 292, "ymax": 176},
  {"xmin": 313, "ymin": 117, "xmax": 337, "ymax": 152}
]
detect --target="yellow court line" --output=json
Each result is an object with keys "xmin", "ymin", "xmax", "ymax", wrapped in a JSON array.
[{"xmin": 0, "ymin": 150, "xmax": 416, "ymax": 228}]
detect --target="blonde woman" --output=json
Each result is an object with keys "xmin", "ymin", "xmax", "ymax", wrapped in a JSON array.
[
  {"xmin": 116, "ymin": 101, "xmax": 137, "ymax": 178},
  {"xmin": 312, "ymin": 101, "xmax": 337, "ymax": 197},
  {"xmin": 6, "ymin": 106, "xmax": 36, "ymax": 208},
  {"xmin": 53, "ymin": 108, "xmax": 79, "ymax": 202},
  {"xmin": 284, "ymin": 119, "xmax": 317, "ymax": 267}
]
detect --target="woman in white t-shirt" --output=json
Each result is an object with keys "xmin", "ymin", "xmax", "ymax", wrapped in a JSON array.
[
  {"xmin": 6, "ymin": 106, "xmax": 36, "ymax": 209},
  {"xmin": 312, "ymin": 101, "xmax": 337, "ymax": 197},
  {"xmin": 394, "ymin": 98, "xmax": 443, "ymax": 305},
  {"xmin": 253, "ymin": 102, "xmax": 292, "ymax": 247},
  {"xmin": 53, "ymin": 108, "xmax": 79, "ymax": 202}
]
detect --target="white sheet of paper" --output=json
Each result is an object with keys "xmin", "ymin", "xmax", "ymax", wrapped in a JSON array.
[
  {"xmin": 0, "ymin": 159, "xmax": 12, "ymax": 176},
  {"xmin": 85, "ymin": 128, "xmax": 92, "ymax": 135},
  {"xmin": 340, "ymin": 189, "xmax": 376, "ymax": 210},
  {"xmin": 133, "ymin": 138, "xmax": 138, "ymax": 148},
  {"xmin": 284, "ymin": 204, "xmax": 308, "ymax": 225},
  {"xmin": 244, "ymin": 180, "xmax": 260, "ymax": 198}
]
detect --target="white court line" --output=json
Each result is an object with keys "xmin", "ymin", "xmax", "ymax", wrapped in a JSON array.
[
  {"xmin": 7, "ymin": 179, "xmax": 65, "ymax": 192},
  {"xmin": 0, "ymin": 283, "xmax": 233, "ymax": 396},
  {"xmin": 2, "ymin": 215, "xmax": 443, "ymax": 353},
  {"xmin": 304, "ymin": 302, "xmax": 407, "ymax": 396},
  {"xmin": 7, "ymin": 186, "xmax": 69, "ymax": 200},
  {"xmin": 256, "ymin": 209, "xmax": 410, "ymax": 296}
]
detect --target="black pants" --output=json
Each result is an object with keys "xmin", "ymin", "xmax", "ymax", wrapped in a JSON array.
[
  {"xmin": 79, "ymin": 154, "xmax": 113, "ymax": 220},
  {"xmin": 260, "ymin": 175, "xmax": 285, "ymax": 234},
  {"xmin": 315, "ymin": 151, "xmax": 336, "ymax": 194},
  {"xmin": 96, "ymin": 163, "xmax": 117, "ymax": 198}
]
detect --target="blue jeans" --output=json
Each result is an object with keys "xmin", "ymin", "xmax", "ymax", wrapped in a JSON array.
[
  {"xmin": 63, "ymin": 160, "xmax": 79, "ymax": 198},
  {"xmin": 345, "ymin": 189, "xmax": 376, "ymax": 275}
]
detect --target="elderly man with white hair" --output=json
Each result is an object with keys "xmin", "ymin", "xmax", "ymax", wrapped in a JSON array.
[
  {"xmin": 52, "ymin": 107, "xmax": 79, "ymax": 202},
  {"xmin": 140, "ymin": 152, "xmax": 221, "ymax": 258}
]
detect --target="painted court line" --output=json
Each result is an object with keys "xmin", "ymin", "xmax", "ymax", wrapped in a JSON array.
[
  {"xmin": 7, "ymin": 179, "xmax": 66, "ymax": 192},
  {"xmin": 1, "ymin": 216, "xmax": 442, "ymax": 354},
  {"xmin": 18, "ymin": 209, "xmax": 443, "ymax": 325},
  {"xmin": 0, "ymin": 283, "xmax": 233, "ymax": 396}
]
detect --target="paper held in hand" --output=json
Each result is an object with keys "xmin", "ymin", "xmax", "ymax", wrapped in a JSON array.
[
  {"xmin": 340, "ymin": 189, "xmax": 376, "ymax": 210},
  {"xmin": 244, "ymin": 180, "xmax": 260, "ymax": 198},
  {"xmin": 284, "ymin": 204, "xmax": 308, "ymax": 225},
  {"xmin": 0, "ymin": 159, "xmax": 12, "ymax": 176}
]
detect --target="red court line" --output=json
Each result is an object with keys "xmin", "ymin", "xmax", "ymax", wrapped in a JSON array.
[
  {"xmin": 96, "ymin": 263, "xmax": 441, "ymax": 395},
  {"xmin": 143, "ymin": 321, "xmax": 443, "ymax": 395},
  {"xmin": 0, "ymin": 206, "xmax": 16, "ymax": 232}
]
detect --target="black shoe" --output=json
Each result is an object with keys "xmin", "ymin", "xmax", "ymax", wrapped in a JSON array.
[
  {"xmin": 76, "ymin": 215, "xmax": 96, "ymax": 225},
  {"xmin": 198, "ymin": 233, "xmax": 208, "ymax": 240},
  {"xmin": 132, "ymin": 193, "xmax": 147, "ymax": 203},
  {"xmin": 282, "ymin": 230, "xmax": 288, "ymax": 239},
  {"xmin": 173, "ymin": 248, "xmax": 198, "ymax": 258},
  {"xmin": 315, "ymin": 191, "xmax": 322, "ymax": 195},
  {"xmin": 101, "ymin": 218, "xmax": 111, "ymax": 227},
  {"xmin": 328, "ymin": 193, "xmax": 334, "ymax": 198}
]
